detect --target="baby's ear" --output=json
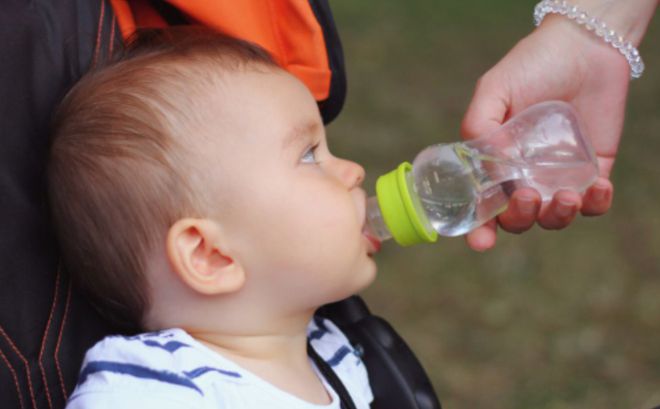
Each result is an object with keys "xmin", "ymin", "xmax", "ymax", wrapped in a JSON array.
[{"xmin": 166, "ymin": 218, "xmax": 245, "ymax": 295}]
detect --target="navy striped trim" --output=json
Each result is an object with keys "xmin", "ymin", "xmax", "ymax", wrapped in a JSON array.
[
  {"xmin": 78, "ymin": 361, "xmax": 203, "ymax": 395},
  {"xmin": 327, "ymin": 346, "xmax": 352, "ymax": 367},
  {"xmin": 309, "ymin": 316, "xmax": 329, "ymax": 340},
  {"xmin": 121, "ymin": 330, "xmax": 173, "ymax": 341},
  {"xmin": 184, "ymin": 366, "xmax": 241, "ymax": 379},
  {"xmin": 78, "ymin": 360, "xmax": 245, "ymax": 396},
  {"xmin": 308, "ymin": 328, "xmax": 327, "ymax": 340},
  {"xmin": 142, "ymin": 339, "xmax": 190, "ymax": 353},
  {"xmin": 313, "ymin": 316, "xmax": 329, "ymax": 331}
]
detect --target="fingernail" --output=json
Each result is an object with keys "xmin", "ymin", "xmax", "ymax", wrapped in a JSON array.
[
  {"xmin": 556, "ymin": 201, "xmax": 574, "ymax": 218},
  {"xmin": 517, "ymin": 197, "xmax": 536, "ymax": 216}
]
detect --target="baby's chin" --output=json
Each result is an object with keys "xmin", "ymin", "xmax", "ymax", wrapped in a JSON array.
[
  {"xmin": 350, "ymin": 258, "xmax": 378, "ymax": 295},
  {"xmin": 319, "ymin": 265, "xmax": 376, "ymax": 307}
]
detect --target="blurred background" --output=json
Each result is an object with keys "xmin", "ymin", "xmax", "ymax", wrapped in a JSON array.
[{"xmin": 326, "ymin": 1, "xmax": 660, "ymax": 408}]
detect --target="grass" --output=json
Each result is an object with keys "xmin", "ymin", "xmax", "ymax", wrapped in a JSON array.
[{"xmin": 326, "ymin": 1, "xmax": 660, "ymax": 408}]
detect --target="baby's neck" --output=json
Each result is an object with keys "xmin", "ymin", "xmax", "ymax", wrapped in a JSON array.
[
  {"xmin": 192, "ymin": 327, "xmax": 309, "ymax": 362},
  {"xmin": 185, "ymin": 313, "xmax": 331, "ymax": 405}
]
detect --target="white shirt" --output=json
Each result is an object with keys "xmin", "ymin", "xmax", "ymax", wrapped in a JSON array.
[{"xmin": 66, "ymin": 318, "xmax": 373, "ymax": 409}]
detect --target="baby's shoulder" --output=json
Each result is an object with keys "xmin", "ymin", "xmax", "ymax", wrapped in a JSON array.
[
  {"xmin": 308, "ymin": 316, "xmax": 362, "ymax": 361},
  {"xmin": 308, "ymin": 316, "xmax": 373, "ymax": 406},
  {"xmin": 68, "ymin": 329, "xmax": 233, "ymax": 408},
  {"xmin": 83, "ymin": 329, "xmax": 198, "ymax": 364}
]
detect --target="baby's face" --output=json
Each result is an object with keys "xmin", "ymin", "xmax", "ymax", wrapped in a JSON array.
[{"xmin": 199, "ymin": 68, "xmax": 378, "ymax": 312}]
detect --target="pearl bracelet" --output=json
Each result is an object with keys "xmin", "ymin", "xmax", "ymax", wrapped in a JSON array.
[{"xmin": 534, "ymin": 0, "xmax": 645, "ymax": 79}]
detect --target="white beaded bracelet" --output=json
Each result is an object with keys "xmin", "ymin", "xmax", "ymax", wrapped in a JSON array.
[{"xmin": 534, "ymin": 0, "xmax": 645, "ymax": 79}]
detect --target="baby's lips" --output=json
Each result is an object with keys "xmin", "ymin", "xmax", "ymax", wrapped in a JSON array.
[
  {"xmin": 362, "ymin": 228, "xmax": 381, "ymax": 254},
  {"xmin": 357, "ymin": 188, "xmax": 380, "ymax": 254}
]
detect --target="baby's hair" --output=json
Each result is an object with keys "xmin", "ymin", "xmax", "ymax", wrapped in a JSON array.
[{"xmin": 47, "ymin": 27, "xmax": 277, "ymax": 331}]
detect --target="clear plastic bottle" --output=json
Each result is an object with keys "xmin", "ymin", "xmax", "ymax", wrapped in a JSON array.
[{"xmin": 365, "ymin": 101, "xmax": 599, "ymax": 246}]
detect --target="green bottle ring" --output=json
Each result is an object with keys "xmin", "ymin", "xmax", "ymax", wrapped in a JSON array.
[{"xmin": 375, "ymin": 162, "xmax": 438, "ymax": 246}]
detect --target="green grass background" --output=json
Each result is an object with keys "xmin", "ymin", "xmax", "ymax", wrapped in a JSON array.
[{"xmin": 326, "ymin": 1, "xmax": 660, "ymax": 408}]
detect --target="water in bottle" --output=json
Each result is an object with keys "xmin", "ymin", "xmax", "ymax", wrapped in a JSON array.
[{"xmin": 365, "ymin": 100, "xmax": 599, "ymax": 245}]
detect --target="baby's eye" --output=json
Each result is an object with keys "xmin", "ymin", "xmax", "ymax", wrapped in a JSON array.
[{"xmin": 300, "ymin": 145, "xmax": 319, "ymax": 164}]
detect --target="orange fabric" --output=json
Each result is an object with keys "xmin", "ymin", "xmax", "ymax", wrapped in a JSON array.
[
  {"xmin": 109, "ymin": 0, "xmax": 136, "ymax": 39},
  {"xmin": 130, "ymin": 0, "xmax": 169, "ymax": 28},
  {"xmin": 108, "ymin": 0, "xmax": 331, "ymax": 100}
]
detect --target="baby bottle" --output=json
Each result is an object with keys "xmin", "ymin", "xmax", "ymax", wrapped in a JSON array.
[{"xmin": 364, "ymin": 100, "xmax": 598, "ymax": 246}]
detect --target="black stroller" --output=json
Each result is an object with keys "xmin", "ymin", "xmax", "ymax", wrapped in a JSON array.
[{"xmin": 0, "ymin": 1, "xmax": 440, "ymax": 408}]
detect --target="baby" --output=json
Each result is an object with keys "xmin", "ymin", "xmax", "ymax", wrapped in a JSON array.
[{"xmin": 48, "ymin": 27, "xmax": 379, "ymax": 408}]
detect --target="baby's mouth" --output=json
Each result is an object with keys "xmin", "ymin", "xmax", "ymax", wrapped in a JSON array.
[
  {"xmin": 362, "ymin": 227, "xmax": 381, "ymax": 255},
  {"xmin": 356, "ymin": 188, "xmax": 380, "ymax": 255}
]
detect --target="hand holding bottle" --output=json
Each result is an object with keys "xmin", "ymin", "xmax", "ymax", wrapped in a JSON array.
[
  {"xmin": 365, "ymin": 101, "xmax": 598, "ymax": 247},
  {"xmin": 461, "ymin": 0, "xmax": 657, "ymax": 251}
]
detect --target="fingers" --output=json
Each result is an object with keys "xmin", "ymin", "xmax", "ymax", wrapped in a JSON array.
[
  {"xmin": 465, "ymin": 219, "xmax": 497, "ymax": 252},
  {"xmin": 537, "ymin": 190, "xmax": 582, "ymax": 230},
  {"xmin": 535, "ymin": 179, "xmax": 611, "ymax": 229},
  {"xmin": 581, "ymin": 177, "xmax": 613, "ymax": 216},
  {"xmin": 464, "ymin": 180, "xmax": 610, "ymax": 251},
  {"xmin": 497, "ymin": 188, "xmax": 542, "ymax": 233}
]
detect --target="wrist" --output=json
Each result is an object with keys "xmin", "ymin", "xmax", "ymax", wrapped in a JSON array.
[
  {"xmin": 534, "ymin": 0, "xmax": 648, "ymax": 79},
  {"xmin": 563, "ymin": 0, "xmax": 657, "ymax": 46}
]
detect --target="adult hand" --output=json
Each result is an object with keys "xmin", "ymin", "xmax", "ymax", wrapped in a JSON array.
[{"xmin": 461, "ymin": 15, "xmax": 629, "ymax": 251}]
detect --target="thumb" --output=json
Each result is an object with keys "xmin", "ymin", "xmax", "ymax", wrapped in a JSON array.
[{"xmin": 460, "ymin": 73, "xmax": 511, "ymax": 140}]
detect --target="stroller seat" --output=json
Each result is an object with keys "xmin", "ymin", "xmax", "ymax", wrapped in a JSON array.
[{"xmin": 0, "ymin": 1, "xmax": 440, "ymax": 408}]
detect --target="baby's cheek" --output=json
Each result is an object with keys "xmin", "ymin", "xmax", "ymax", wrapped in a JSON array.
[{"xmin": 319, "ymin": 190, "xmax": 360, "ymax": 225}]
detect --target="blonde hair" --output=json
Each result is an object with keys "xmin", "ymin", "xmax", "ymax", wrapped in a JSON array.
[{"xmin": 47, "ymin": 27, "xmax": 276, "ymax": 331}]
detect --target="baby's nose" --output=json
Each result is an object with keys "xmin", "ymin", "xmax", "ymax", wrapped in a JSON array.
[{"xmin": 334, "ymin": 158, "xmax": 365, "ymax": 189}]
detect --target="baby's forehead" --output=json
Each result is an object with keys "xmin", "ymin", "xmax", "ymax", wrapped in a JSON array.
[{"xmin": 189, "ymin": 68, "xmax": 320, "ymax": 140}]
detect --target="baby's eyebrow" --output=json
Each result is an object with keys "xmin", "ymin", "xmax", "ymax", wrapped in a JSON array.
[{"xmin": 282, "ymin": 121, "xmax": 321, "ymax": 150}]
